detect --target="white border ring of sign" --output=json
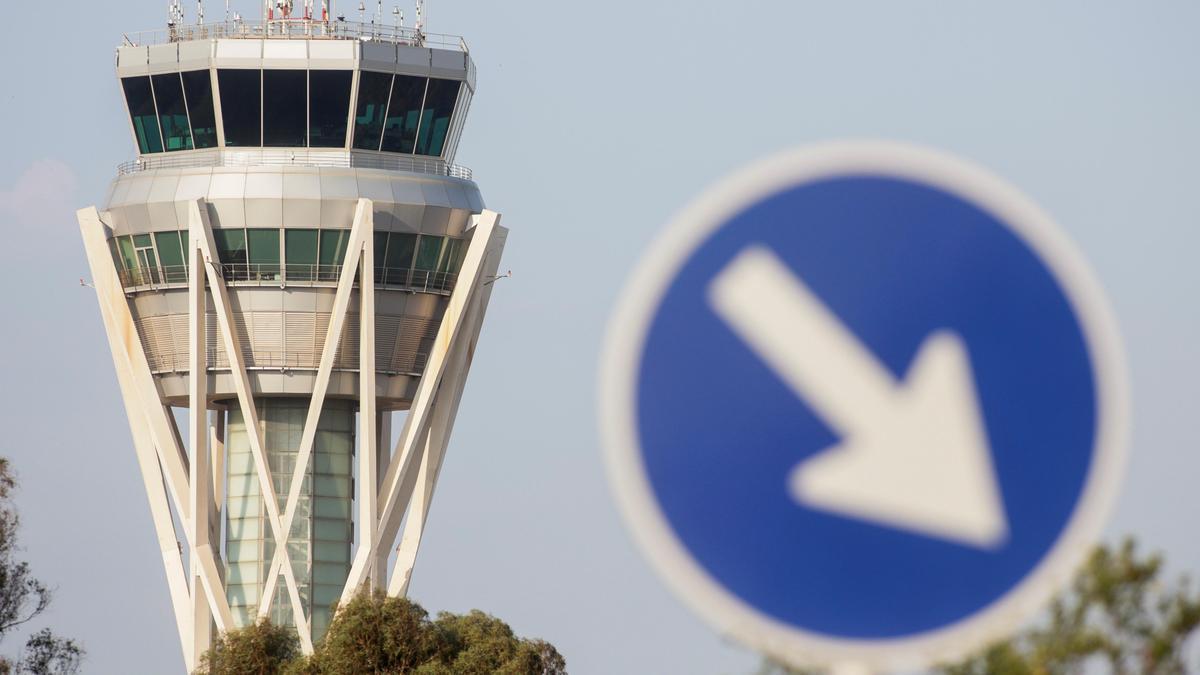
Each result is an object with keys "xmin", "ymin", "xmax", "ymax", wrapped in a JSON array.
[{"xmin": 598, "ymin": 140, "xmax": 1130, "ymax": 671}]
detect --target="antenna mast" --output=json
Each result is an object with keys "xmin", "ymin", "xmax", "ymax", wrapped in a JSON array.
[{"xmin": 415, "ymin": 0, "xmax": 424, "ymax": 38}]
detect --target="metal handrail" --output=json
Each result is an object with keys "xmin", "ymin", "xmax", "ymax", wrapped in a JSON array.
[
  {"xmin": 145, "ymin": 349, "xmax": 428, "ymax": 376},
  {"xmin": 116, "ymin": 150, "xmax": 473, "ymax": 180},
  {"xmin": 124, "ymin": 19, "xmax": 468, "ymax": 52},
  {"xmin": 119, "ymin": 263, "xmax": 457, "ymax": 294}
]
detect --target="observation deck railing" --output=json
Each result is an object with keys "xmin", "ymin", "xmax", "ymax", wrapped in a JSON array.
[
  {"xmin": 144, "ymin": 348, "xmax": 430, "ymax": 376},
  {"xmin": 117, "ymin": 150, "xmax": 473, "ymax": 180},
  {"xmin": 124, "ymin": 19, "xmax": 467, "ymax": 52},
  {"xmin": 119, "ymin": 263, "xmax": 457, "ymax": 294}
]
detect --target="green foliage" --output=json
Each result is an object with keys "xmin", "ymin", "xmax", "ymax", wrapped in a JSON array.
[
  {"xmin": 941, "ymin": 539, "xmax": 1200, "ymax": 675},
  {"xmin": 758, "ymin": 539, "xmax": 1200, "ymax": 675},
  {"xmin": 201, "ymin": 590, "xmax": 565, "ymax": 675},
  {"xmin": 0, "ymin": 458, "xmax": 83, "ymax": 675},
  {"xmin": 195, "ymin": 619, "xmax": 301, "ymax": 675}
]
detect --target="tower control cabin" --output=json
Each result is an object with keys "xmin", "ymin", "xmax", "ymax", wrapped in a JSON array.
[{"xmin": 78, "ymin": 14, "xmax": 508, "ymax": 670}]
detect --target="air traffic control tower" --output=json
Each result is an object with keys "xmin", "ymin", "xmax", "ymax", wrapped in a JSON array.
[{"xmin": 78, "ymin": 4, "xmax": 507, "ymax": 669}]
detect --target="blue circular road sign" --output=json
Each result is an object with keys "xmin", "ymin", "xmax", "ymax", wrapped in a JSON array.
[{"xmin": 601, "ymin": 142, "xmax": 1128, "ymax": 670}]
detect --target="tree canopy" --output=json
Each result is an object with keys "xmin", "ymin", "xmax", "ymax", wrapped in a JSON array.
[
  {"xmin": 758, "ymin": 539, "xmax": 1200, "ymax": 675},
  {"xmin": 196, "ymin": 590, "xmax": 565, "ymax": 675}
]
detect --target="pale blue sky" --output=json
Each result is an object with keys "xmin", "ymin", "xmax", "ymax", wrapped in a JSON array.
[{"xmin": 0, "ymin": 1, "xmax": 1197, "ymax": 673}]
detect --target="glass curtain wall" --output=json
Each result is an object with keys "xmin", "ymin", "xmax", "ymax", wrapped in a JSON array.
[
  {"xmin": 124, "ymin": 69, "xmax": 461, "ymax": 156},
  {"xmin": 111, "ymin": 229, "xmax": 466, "ymax": 290},
  {"xmin": 122, "ymin": 72, "xmax": 220, "ymax": 153},
  {"xmin": 225, "ymin": 398, "xmax": 354, "ymax": 639}
]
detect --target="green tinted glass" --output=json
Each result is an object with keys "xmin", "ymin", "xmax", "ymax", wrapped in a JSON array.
[
  {"xmin": 414, "ymin": 236, "xmax": 443, "ymax": 271},
  {"xmin": 247, "ymin": 229, "xmax": 281, "ymax": 264},
  {"xmin": 122, "ymin": 77, "xmax": 163, "ymax": 154},
  {"xmin": 218, "ymin": 70, "xmax": 262, "ymax": 147},
  {"xmin": 286, "ymin": 229, "xmax": 318, "ymax": 264},
  {"xmin": 117, "ymin": 236, "xmax": 138, "ymax": 271},
  {"xmin": 381, "ymin": 76, "xmax": 426, "ymax": 154},
  {"xmin": 352, "ymin": 71, "xmax": 392, "ymax": 151},
  {"xmin": 309, "ymin": 70, "xmax": 352, "ymax": 148},
  {"xmin": 438, "ymin": 238, "xmax": 462, "ymax": 273},
  {"xmin": 154, "ymin": 231, "xmax": 185, "ymax": 267},
  {"xmin": 151, "ymin": 73, "xmax": 193, "ymax": 152},
  {"xmin": 181, "ymin": 71, "xmax": 218, "ymax": 149},
  {"xmin": 319, "ymin": 230, "xmax": 350, "ymax": 266},
  {"xmin": 385, "ymin": 233, "xmax": 416, "ymax": 270},
  {"xmin": 415, "ymin": 79, "xmax": 460, "ymax": 156},
  {"xmin": 214, "ymin": 229, "xmax": 248, "ymax": 264}
]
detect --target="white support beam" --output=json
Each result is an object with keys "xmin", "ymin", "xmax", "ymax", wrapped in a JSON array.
[
  {"xmin": 388, "ymin": 222, "xmax": 505, "ymax": 597},
  {"xmin": 358, "ymin": 214, "xmax": 380, "ymax": 590},
  {"xmin": 341, "ymin": 210, "xmax": 505, "ymax": 601},
  {"xmin": 188, "ymin": 199, "xmax": 315, "ymax": 653},
  {"xmin": 257, "ymin": 199, "xmax": 373, "ymax": 624},
  {"xmin": 80, "ymin": 207, "xmax": 195, "ymax": 671},
  {"xmin": 188, "ymin": 223, "xmax": 216, "ymax": 662}
]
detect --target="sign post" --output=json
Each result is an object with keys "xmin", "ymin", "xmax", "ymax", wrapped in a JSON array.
[{"xmin": 601, "ymin": 142, "xmax": 1129, "ymax": 671}]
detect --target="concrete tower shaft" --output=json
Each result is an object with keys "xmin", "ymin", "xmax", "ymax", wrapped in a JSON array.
[{"xmin": 80, "ymin": 17, "xmax": 507, "ymax": 671}]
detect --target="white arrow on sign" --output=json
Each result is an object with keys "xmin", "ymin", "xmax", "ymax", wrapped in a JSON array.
[{"xmin": 708, "ymin": 246, "xmax": 1009, "ymax": 550}]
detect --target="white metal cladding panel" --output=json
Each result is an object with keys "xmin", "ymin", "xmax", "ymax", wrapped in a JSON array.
[
  {"xmin": 308, "ymin": 40, "xmax": 356, "ymax": 69},
  {"xmin": 215, "ymin": 39, "xmax": 263, "ymax": 67},
  {"xmin": 261, "ymin": 40, "xmax": 308, "ymax": 69},
  {"xmin": 361, "ymin": 42, "xmax": 398, "ymax": 71},
  {"xmin": 244, "ymin": 172, "xmax": 285, "ymax": 230},
  {"xmin": 208, "ymin": 173, "xmax": 249, "ymax": 229},
  {"xmin": 139, "ymin": 310, "xmax": 440, "ymax": 375}
]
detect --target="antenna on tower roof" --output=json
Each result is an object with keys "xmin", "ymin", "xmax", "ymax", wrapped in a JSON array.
[
  {"xmin": 168, "ymin": 0, "xmax": 184, "ymax": 26},
  {"xmin": 224, "ymin": 0, "xmax": 230, "ymax": 21},
  {"xmin": 197, "ymin": 0, "xmax": 205, "ymax": 25},
  {"xmin": 415, "ymin": 0, "xmax": 424, "ymax": 38}
]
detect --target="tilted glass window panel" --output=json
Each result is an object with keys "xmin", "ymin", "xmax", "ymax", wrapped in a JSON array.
[
  {"xmin": 438, "ymin": 238, "xmax": 462, "ymax": 274},
  {"xmin": 218, "ymin": 69, "xmax": 262, "ymax": 147},
  {"xmin": 154, "ymin": 231, "xmax": 185, "ymax": 268},
  {"xmin": 415, "ymin": 235, "xmax": 444, "ymax": 271},
  {"xmin": 122, "ymin": 76, "xmax": 163, "ymax": 154},
  {"xmin": 381, "ymin": 75, "xmax": 427, "ymax": 154},
  {"xmin": 309, "ymin": 70, "xmax": 352, "ymax": 148},
  {"xmin": 181, "ymin": 70, "xmax": 218, "ymax": 149},
  {"xmin": 318, "ymin": 230, "xmax": 350, "ymax": 267},
  {"xmin": 133, "ymin": 234, "xmax": 153, "ymax": 249},
  {"xmin": 263, "ymin": 70, "xmax": 308, "ymax": 147},
  {"xmin": 352, "ymin": 71, "xmax": 393, "ymax": 150},
  {"xmin": 108, "ymin": 240, "xmax": 124, "ymax": 271},
  {"xmin": 151, "ymin": 73, "xmax": 193, "ymax": 152},
  {"xmin": 286, "ymin": 229, "xmax": 318, "ymax": 264},
  {"xmin": 385, "ymin": 232, "xmax": 417, "ymax": 275},
  {"xmin": 116, "ymin": 236, "xmax": 138, "ymax": 272},
  {"xmin": 372, "ymin": 231, "xmax": 390, "ymax": 283},
  {"xmin": 247, "ymin": 229, "xmax": 281, "ymax": 264},
  {"xmin": 214, "ymin": 228, "xmax": 248, "ymax": 265},
  {"xmin": 415, "ymin": 78, "xmax": 461, "ymax": 156}
]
